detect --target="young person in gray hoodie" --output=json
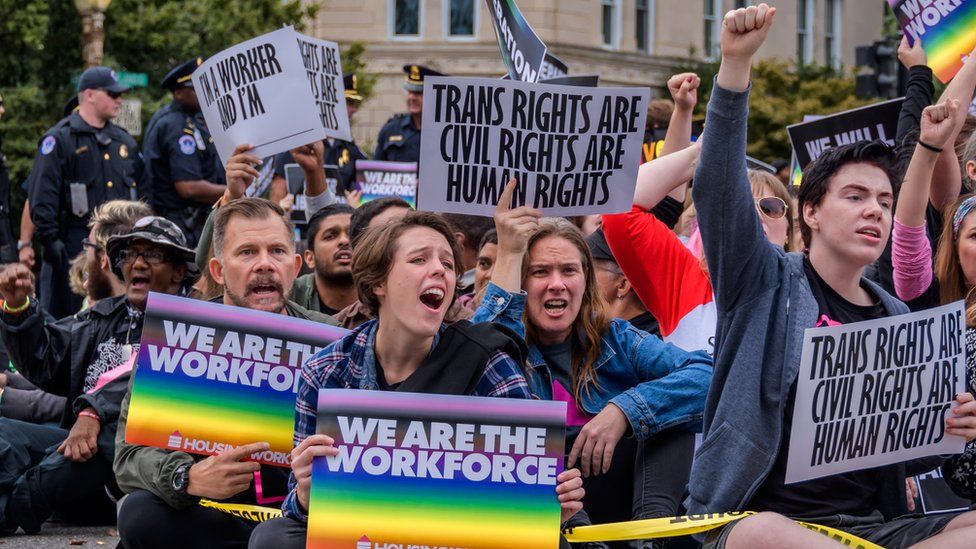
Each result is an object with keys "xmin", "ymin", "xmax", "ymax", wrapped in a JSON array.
[{"xmin": 688, "ymin": 4, "xmax": 976, "ymax": 548}]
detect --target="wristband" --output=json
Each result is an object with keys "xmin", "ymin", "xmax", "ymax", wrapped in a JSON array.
[
  {"xmin": 917, "ymin": 140, "xmax": 944, "ymax": 153},
  {"xmin": 78, "ymin": 410, "xmax": 101, "ymax": 422},
  {"xmin": 16, "ymin": 241, "xmax": 31, "ymax": 251},
  {"xmin": 2, "ymin": 297, "xmax": 30, "ymax": 314}
]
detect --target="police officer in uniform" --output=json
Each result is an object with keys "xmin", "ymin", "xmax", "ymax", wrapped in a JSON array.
[
  {"xmin": 142, "ymin": 58, "xmax": 225, "ymax": 248},
  {"xmin": 28, "ymin": 66, "xmax": 144, "ymax": 319},
  {"xmin": 271, "ymin": 72, "xmax": 367, "ymax": 210},
  {"xmin": 373, "ymin": 64, "xmax": 445, "ymax": 163}
]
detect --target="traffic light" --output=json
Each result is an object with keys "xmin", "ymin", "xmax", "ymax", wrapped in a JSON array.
[{"xmin": 855, "ymin": 41, "xmax": 899, "ymax": 99}]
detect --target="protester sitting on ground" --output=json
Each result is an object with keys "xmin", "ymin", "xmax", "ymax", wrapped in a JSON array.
[
  {"xmin": 457, "ymin": 229, "xmax": 497, "ymax": 311},
  {"xmin": 0, "ymin": 216, "xmax": 194, "ymax": 536},
  {"xmin": 249, "ymin": 210, "xmax": 585, "ymax": 549},
  {"xmin": 290, "ymin": 203, "xmax": 357, "ymax": 315},
  {"xmin": 602, "ymin": 74, "xmax": 793, "ymax": 355},
  {"xmin": 892, "ymin": 104, "xmax": 976, "ymax": 503},
  {"xmin": 586, "ymin": 229, "xmax": 660, "ymax": 337},
  {"xmin": 337, "ymin": 196, "xmax": 474, "ymax": 328},
  {"xmin": 687, "ymin": 6, "xmax": 976, "ymax": 548},
  {"xmin": 114, "ymin": 197, "xmax": 337, "ymax": 549},
  {"xmin": 472, "ymin": 180, "xmax": 712, "ymax": 549},
  {"xmin": 442, "ymin": 213, "xmax": 495, "ymax": 295}
]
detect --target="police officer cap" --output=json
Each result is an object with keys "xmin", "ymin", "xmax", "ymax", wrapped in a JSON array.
[
  {"xmin": 106, "ymin": 216, "xmax": 199, "ymax": 279},
  {"xmin": 63, "ymin": 95, "xmax": 79, "ymax": 118},
  {"xmin": 162, "ymin": 58, "xmax": 203, "ymax": 91},
  {"xmin": 344, "ymin": 72, "xmax": 363, "ymax": 102},
  {"xmin": 77, "ymin": 66, "xmax": 130, "ymax": 94},
  {"xmin": 403, "ymin": 65, "xmax": 445, "ymax": 92}
]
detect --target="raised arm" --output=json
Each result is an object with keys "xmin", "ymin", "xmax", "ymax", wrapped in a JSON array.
[
  {"xmin": 632, "ymin": 139, "xmax": 701, "ymax": 211},
  {"xmin": 659, "ymin": 73, "xmax": 700, "ymax": 202},
  {"xmin": 930, "ymin": 45, "xmax": 976, "ymax": 209}
]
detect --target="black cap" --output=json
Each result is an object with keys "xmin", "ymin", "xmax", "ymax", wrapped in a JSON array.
[
  {"xmin": 162, "ymin": 58, "xmax": 202, "ymax": 91},
  {"xmin": 403, "ymin": 64, "xmax": 445, "ymax": 92},
  {"xmin": 344, "ymin": 72, "xmax": 363, "ymax": 102},
  {"xmin": 585, "ymin": 228, "xmax": 616, "ymax": 263},
  {"xmin": 77, "ymin": 66, "xmax": 129, "ymax": 94},
  {"xmin": 106, "ymin": 216, "xmax": 198, "ymax": 279},
  {"xmin": 63, "ymin": 95, "xmax": 79, "ymax": 118}
]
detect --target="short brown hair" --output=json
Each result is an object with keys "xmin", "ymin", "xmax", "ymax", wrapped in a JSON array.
[
  {"xmin": 646, "ymin": 99, "xmax": 674, "ymax": 129},
  {"xmin": 212, "ymin": 198, "xmax": 294, "ymax": 258},
  {"xmin": 352, "ymin": 211, "xmax": 463, "ymax": 317},
  {"xmin": 89, "ymin": 200, "xmax": 154, "ymax": 249}
]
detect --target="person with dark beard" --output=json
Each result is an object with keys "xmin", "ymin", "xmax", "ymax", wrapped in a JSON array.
[{"xmin": 290, "ymin": 204, "xmax": 356, "ymax": 315}]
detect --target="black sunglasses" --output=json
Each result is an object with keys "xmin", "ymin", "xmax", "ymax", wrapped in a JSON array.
[{"xmin": 101, "ymin": 89, "xmax": 123, "ymax": 100}]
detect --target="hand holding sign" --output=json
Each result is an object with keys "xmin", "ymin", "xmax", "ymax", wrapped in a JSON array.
[
  {"xmin": 187, "ymin": 441, "xmax": 268, "ymax": 500},
  {"xmin": 668, "ymin": 73, "xmax": 701, "ymax": 112},
  {"xmin": 291, "ymin": 433, "xmax": 339, "ymax": 513},
  {"xmin": 224, "ymin": 144, "xmax": 262, "ymax": 202},
  {"xmin": 556, "ymin": 468, "xmax": 585, "ymax": 523},
  {"xmin": 947, "ymin": 392, "xmax": 976, "ymax": 440},
  {"xmin": 920, "ymin": 99, "xmax": 962, "ymax": 150},
  {"xmin": 493, "ymin": 178, "xmax": 542, "ymax": 255},
  {"xmin": 898, "ymin": 35, "xmax": 927, "ymax": 69}
]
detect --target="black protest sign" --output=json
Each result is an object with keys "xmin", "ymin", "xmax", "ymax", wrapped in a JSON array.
[
  {"xmin": 283, "ymin": 163, "xmax": 342, "ymax": 224},
  {"xmin": 419, "ymin": 76, "xmax": 649, "ymax": 217},
  {"xmin": 485, "ymin": 0, "xmax": 547, "ymax": 82},
  {"xmin": 914, "ymin": 468, "xmax": 971, "ymax": 515},
  {"xmin": 787, "ymin": 98, "xmax": 903, "ymax": 170},
  {"xmin": 539, "ymin": 52, "xmax": 568, "ymax": 81},
  {"xmin": 785, "ymin": 302, "xmax": 968, "ymax": 484}
]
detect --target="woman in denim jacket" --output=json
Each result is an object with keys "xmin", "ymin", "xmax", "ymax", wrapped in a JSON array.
[{"xmin": 473, "ymin": 181, "xmax": 713, "ymax": 548}]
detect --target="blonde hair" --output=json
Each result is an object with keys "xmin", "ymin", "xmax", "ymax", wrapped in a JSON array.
[
  {"xmin": 935, "ymin": 193, "xmax": 976, "ymax": 327},
  {"xmin": 749, "ymin": 169, "xmax": 795, "ymax": 252},
  {"xmin": 522, "ymin": 218, "xmax": 610, "ymax": 400},
  {"xmin": 89, "ymin": 200, "xmax": 154, "ymax": 249}
]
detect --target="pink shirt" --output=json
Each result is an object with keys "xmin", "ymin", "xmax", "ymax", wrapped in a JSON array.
[{"xmin": 891, "ymin": 219, "xmax": 934, "ymax": 302}]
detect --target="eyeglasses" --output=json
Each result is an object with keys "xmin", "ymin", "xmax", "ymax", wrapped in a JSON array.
[
  {"xmin": 100, "ymin": 89, "xmax": 123, "ymax": 100},
  {"xmin": 756, "ymin": 196, "xmax": 788, "ymax": 220},
  {"xmin": 118, "ymin": 249, "xmax": 169, "ymax": 265},
  {"xmin": 81, "ymin": 238, "xmax": 102, "ymax": 252}
]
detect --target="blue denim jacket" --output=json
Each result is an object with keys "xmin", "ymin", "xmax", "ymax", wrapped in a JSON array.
[{"xmin": 473, "ymin": 282, "xmax": 713, "ymax": 439}]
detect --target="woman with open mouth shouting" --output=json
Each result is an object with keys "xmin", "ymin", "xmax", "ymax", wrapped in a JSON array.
[
  {"xmin": 473, "ymin": 179, "xmax": 713, "ymax": 549},
  {"xmin": 252, "ymin": 210, "xmax": 586, "ymax": 549}
]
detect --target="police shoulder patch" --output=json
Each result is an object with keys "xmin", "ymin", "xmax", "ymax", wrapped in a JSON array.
[
  {"xmin": 178, "ymin": 135, "xmax": 196, "ymax": 156},
  {"xmin": 40, "ymin": 135, "xmax": 56, "ymax": 156}
]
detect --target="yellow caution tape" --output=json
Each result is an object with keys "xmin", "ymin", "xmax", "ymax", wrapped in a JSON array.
[
  {"xmin": 199, "ymin": 499, "xmax": 283, "ymax": 523},
  {"xmin": 563, "ymin": 511, "xmax": 884, "ymax": 549}
]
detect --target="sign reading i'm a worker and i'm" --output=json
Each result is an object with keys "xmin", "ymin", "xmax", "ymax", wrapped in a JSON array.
[
  {"xmin": 418, "ymin": 76, "xmax": 649, "ymax": 217},
  {"xmin": 785, "ymin": 302, "xmax": 968, "ymax": 484}
]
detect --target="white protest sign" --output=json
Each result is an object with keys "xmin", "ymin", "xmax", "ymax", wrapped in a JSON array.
[
  {"xmin": 418, "ymin": 76, "xmax": 649, "ymax": 217},
  {"xmin": 192, "ymin": 27, "xmax": 327, "ymax": 165},
  {"xmin": 295, "ymin": 35, "xmax": 351, "ymax": 142},
  {"xmin": 785, "ymin": 302, "xmax": 968, "ymax": 484}
]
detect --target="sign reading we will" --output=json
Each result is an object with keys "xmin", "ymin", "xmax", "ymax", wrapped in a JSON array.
[
  {"xmin": 787, "ymin": 98, "xmax": 903, "ymax": 170},
  {"xmin": 785, "ymin": 302, "xmax": 968, "ymax": 484},
  {"xmin": 308, "ymin": 390, "xmax": 566, "ymax": 549},
  {"xmin": 418, "ymin": 76, "xmax": 649, "ymax": 217},
  {"xmin": 125, "ymin": 293, "xmax": 347, "ymax": 466}
]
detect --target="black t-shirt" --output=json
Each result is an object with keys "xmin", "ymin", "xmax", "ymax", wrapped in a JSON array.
[
  {"xmin": 375, "ymin": 360, "xmax": 402, "ymax": 392},
  {"xmin": 316, "ymin": 293, "xmax": 341, "ymax": 317},
  {"xmin": 750, "ymin": 258, "xmax": 889, "ymax": 519},
  {"xmin": 627, "ymin": 311, "xmax": 661, "ymax": 338}
]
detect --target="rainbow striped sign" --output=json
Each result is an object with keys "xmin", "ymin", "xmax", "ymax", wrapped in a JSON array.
[
  {"xmin": 125, "ymin": 292, "xmax": 347, "ymax": 466},
  {"xmin": 355, "ymin": 160, "xmax": 417, "ymax": 208},
  {"xmin": 308, "ymin": 390, "xmax": 566, "ymax": 549},
  {"xmin": 889, "ymin": 0, "xmax": 976, "ymax": 83}
]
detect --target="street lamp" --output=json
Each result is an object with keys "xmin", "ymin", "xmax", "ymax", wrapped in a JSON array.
[{"xmin": 75, "ymin": 0, "xmax": 113, "ymax": 68}]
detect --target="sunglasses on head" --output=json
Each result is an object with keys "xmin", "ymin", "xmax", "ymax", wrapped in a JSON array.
[
  {"xmin": 101, "ymin": 89, "xmax": 123, "ymax": 100},
  {"xmin": 756, "ymin": 196, "xmax": 788, "ymax": 220}
]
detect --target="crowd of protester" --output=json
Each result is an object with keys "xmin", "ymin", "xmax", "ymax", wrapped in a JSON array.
[{"xmin": 1, "ymin": 3, "xmax": 976, "ymax": 548}]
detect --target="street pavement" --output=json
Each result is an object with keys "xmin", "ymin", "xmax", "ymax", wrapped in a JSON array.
[{"xmin": 0, "ymin": 526, "xmax": 118, "ymax": 549}]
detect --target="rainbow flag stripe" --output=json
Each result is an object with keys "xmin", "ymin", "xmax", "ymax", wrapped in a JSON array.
[
  {"xmin": 125, "ymin": 292, "xmax": 347, "ymax": 466},
  {"xmin": 308, "ymin": 390, "xmax": 566, "ymax": 549},
  {"xmin": 889, "ymin": 0, "xmax": 976, "ymax": 83}
]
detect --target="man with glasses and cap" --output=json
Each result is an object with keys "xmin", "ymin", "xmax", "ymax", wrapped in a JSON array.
[
  {"xmin": 373, "ymin": 64, "xmax": 445, "ymax": 163},
  {"xmin": 143, "ymin": 58, "xmax": 226, "ymax": 248},
  {"xmin": 0, "ymin": 216, "xmax": 194, "ymax": 536},
  {"xmin": 27, "ymin": 66, "xmax": 145, "ymax": 320}
]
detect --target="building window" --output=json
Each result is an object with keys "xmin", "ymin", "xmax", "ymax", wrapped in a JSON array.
[
  {"xmin": 447, "ymin": 0, "xmax": 475, "ymax": 37},
  {"xmin": 703, "ymin": 0, "xmax": 721, "ymax": 60},
  {"xmin": 797, "ymin": 0, "xmax": 814, "ymax": 65},
  {"xmin": 636, "ymin": 0, "xmax": 652, "ymax": 52},
  {"xmin": 392, "ymin": 0, "xmax": 421, "ymax": 37},
  {"xmin": 825, "ymin": 0, "xmax": 842, "ymax": 69},
  {"xmin": 735, "ymin": 0, "xmax": 752, "ymax": 7},
  {"xmin": 602, "ymin": 0, "xmax": 620, "ymax": 48}
]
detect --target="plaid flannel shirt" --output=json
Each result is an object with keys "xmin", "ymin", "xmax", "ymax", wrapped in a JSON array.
[{"xmin": 282, "ymin": 319, "xmax": 531, "ymax": 520}]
